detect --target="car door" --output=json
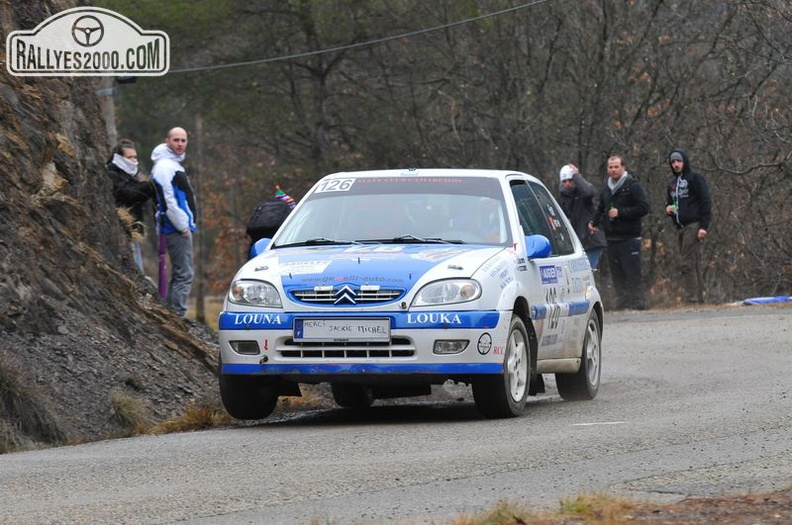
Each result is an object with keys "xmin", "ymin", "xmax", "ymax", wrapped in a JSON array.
[{"xmin": 510, "ymin": 180, "xmax": 584, "ymax": 359}]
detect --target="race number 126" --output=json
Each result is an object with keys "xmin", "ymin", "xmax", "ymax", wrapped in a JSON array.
[{"xmin": 315, "ymin": 178, "xmax": 355, "ymax": 193}]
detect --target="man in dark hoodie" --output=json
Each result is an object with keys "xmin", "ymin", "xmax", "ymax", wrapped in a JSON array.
[
  {"xmin": 589, "ymin": 155, "xmax": 650, "ymax": 310},
  {"xmin": 665, "ymin": 148, "xmax": 712, "ymax": 304}
]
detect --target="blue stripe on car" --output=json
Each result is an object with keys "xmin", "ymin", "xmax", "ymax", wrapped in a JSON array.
[
  {"xmin": 530, "ymin": 300, "xmax": 590, "ymax": 320},
  {"xmin": 222, "ymin": 363, "xmax": 504, "ymax": 375},
  {"xmin": 219, "ymin": 311, "xmax": 501, "ymax": 330}
]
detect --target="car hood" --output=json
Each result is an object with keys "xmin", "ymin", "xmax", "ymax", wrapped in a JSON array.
[{"xmin": 239, "ymin": 244, "xmax": 506, "ymax": 293}]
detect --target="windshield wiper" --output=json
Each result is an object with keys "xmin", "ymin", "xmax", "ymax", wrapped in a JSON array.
[
  {"xmin": 356, "ymin": 234, "xmax": 463, "ymax": 244},
  {"xmin": 274, "ymin": 237, "xmax": 359, "ymax": 248},
  {"xmin": 393, "ymin": 234, "xmax": 456, "ymax": 244}
]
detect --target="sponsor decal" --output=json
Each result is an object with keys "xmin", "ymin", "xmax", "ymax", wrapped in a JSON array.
[
  {"xmin": 7, "ymin": 6, "xmax": 169, "ymax": 76},
  {"xmin": 488, "ymin": 261, "xmax": 507, "ymax": 278},
  {"xmin": 411, "ymin": 247, "xmax": 472, "ymax": 262},
  {"xmin": 569, "ymin": 258, "xmax": 591, "ymax": 273},
  {"xmin": 477, "ymin": 333, "xmax": 492, "ymax": 355},
  {"xmin": 342, "ymin": 245, "xmax": 405, "ymax": 253},
  {"xmin": 278, "ymin": 260, "xmax": 332, "ymax": 275},
  {"xmin": 225, "ymin": 313, "xmax": 285, "ymax": 328},
  {"xmin": 406, "ymin": 312, "xmax": 462, "ymax": 325},
  {"xmin": 479, "ymin": 257, "xmax": 500, "ymax": 274},
  {"xmin": 539, "ymin": 265, "xmax": 559, "ymax": 285},
  {"xmin": 300, "ymin": 274, "xmax": 405, "ymax": 284}
]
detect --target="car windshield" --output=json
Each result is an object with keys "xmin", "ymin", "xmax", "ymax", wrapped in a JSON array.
[{"xmin": 273, "ymin": 176, "xmax": 512, "ymax": 247}]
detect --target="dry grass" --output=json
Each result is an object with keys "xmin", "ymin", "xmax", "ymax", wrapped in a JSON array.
[
  {"xmin": 147, "ymin": 401, "xmax": 234, "ymax": 435},
  {"xmin": 452, "ymin": 495, "xmax": 637, "ymax": 525},
  {"xmin": 110, "ymin": 388, "xmax": 151, "ymax": 433},
  {"xmin": 451, "ymin": 489, "xmax": 792, "ymax": 524},
  {"xmin": 0, "ymin": 359, "xmax": 66, "ymax": 452}
]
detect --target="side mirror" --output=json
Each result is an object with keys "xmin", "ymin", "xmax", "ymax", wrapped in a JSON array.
[
  {"xmin": 250, "ymin": 238, "xmax": 271, "ymax": 258},
  {"xmin": 525, "ymin": 234, "xmax": 551, "ymax": 259}
]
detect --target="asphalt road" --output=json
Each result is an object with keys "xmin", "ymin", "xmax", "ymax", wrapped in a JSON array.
[{"xmin": 1, "ymin": 305, "xmax": 790, "ymax": 524}]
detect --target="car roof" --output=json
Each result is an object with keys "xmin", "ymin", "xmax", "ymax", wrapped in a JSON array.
[{"xmin": 320, "ymin": 168, "xmax": 543, "ymax": 184}]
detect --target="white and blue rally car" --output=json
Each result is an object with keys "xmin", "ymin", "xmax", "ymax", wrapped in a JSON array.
[{"xmin": 218, "ymin": 168, "xmax": 603, "ymax": 419}]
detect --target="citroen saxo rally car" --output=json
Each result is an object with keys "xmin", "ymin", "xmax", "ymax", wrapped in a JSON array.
[{"xmin": 218, "ymin": 169, "xmax": 603, "ymax": 419}]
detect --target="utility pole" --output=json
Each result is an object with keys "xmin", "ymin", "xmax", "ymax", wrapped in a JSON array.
[
  {"xmin": 193, "ymin": 114, "xmax": 206, "ymax": 323},
  {"xmin": 96, "ymin": 77, "xmax": 117, "ymax": 148}
]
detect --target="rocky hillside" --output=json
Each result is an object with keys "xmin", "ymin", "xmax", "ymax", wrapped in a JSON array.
[{"xmin": 0, "ymin": 2, "xmax": 219, "ymax": 451}]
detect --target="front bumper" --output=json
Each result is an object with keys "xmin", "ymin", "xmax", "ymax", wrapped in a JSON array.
[{"xmin": 219, "ymin": 309, "xmax": 510, "ymax": 377}]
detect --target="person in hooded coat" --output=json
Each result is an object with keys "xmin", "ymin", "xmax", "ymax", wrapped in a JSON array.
[
  {"xmin": 664, "ymin": 148, "xmax": 712, "ymax": 304},
  {"xmin": 106, "ymin": 139, "xmax": 155, "ymax": 271},
  {"xmin": 557, "ymin": 163, "xmax": 607, "ymax": 269}
]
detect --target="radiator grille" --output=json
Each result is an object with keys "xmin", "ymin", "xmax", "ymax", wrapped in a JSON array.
[
  {"xmin": 292, "ymin": 286, "xmax": 403, "ymax": 304},
  {"xmin": 279, "ymin": 337, "xmax": 414, "ymax": 358}
]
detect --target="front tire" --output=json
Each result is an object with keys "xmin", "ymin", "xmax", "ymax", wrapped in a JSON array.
[
  {"xmin": 556, "ymin": 310, "xmax": 601, "ymax": 401},
  {"xmin": 473, "ymin": 316, "xmax": 530, "ymax": 418},
  {"xmin": 219, "ymin": 356, "xmax": 279, "ymax": 420}
]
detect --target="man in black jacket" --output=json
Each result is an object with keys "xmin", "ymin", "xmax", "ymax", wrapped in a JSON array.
[
  {"xmin": 665, "ymin": 148, "xmax": 712, "ymax": 304},
  {"xmin": 589, "ymin": 155, "xmax": 650, "ymax": 310},
  {"xmin": 558, "ymin": 163, "xmax": 607, "ymax": 269}
]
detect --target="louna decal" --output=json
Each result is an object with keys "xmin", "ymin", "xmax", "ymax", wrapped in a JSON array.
[{"xmin": 227, "ymin": 313, "xmax": 286, "ymax": 327}]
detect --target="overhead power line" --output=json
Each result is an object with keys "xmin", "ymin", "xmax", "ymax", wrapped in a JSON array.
[{"xmin": 169, "ymin": 0, "xmax": 549, "ymax": 74}]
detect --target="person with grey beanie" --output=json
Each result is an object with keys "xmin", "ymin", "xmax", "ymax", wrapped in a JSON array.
[
  {"xmin": 665, "ymin": 147, "xmax": 712, "ymax": 304},
  {"xmin": 557, "ymin": 163, "xmax": 607, "ymax": 269}
]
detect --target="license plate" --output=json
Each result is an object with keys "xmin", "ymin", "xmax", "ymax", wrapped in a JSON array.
[{"xmin": 294, "ymin": 318, "xmax": 390, "ymax": 342}]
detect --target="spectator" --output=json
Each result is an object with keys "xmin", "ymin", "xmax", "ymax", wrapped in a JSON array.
[
  {"xmin": 246, "ymin": 186, "xmax": 296, "ymax": 257},
  {"xmin": 664, "ymin": 148, "xmax": 712, "ymax": 304},
  {"xmin": 151, "ymin": 127, "xmax": 195, "ymax": 318},
  {"xmin": 557, "ymin": 163, "xmax": 607, "ymax": 269},
  {"xmin": 589, "ymin": 155, "xmax": 650, "ymax": 310},
  {"xmin": 106, "ymin": 139, "xmax": 155, "ymax": 271}
]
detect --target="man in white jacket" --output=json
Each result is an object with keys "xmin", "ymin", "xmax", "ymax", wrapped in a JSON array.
[{"xmin": 151, "ymin": 127, "xmax": 195, "ymax": 317}]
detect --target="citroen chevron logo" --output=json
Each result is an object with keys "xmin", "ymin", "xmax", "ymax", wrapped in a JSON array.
[{"xmin": 334, "ymin": 284, "xmax": 358, "ymax": 305}]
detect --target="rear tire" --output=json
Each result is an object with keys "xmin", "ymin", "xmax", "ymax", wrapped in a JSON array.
[
  {"xmin": 556, "ymin": 310, "xmax": 601, "ymax": 401},
  {"xmin": 473, "ymin": 316, "xmax": 530, "ymax": 418},
  {"xmin": 331, "ymin": 383, "xmax": 374, "ymax": 408},
  {"xmin": 218, "ymin": 356, "xmax": 279, "ymax": 419}
]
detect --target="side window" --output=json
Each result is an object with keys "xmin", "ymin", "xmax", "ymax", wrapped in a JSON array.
[
  {"xmin": 510, "ymin": 182, "xmax": 575, "ymax": 256},
  {"xmin": 511, "ymin": 183, "xmax": 555, "ymax": 244},
  {"xmin": 528, "ymin": 182, "xmax": 575, "ymax": 255}
]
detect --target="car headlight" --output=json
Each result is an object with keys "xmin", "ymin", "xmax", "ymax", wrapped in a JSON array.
[
  {"xmin": 412, "ymin": 279, "xmax": 481, "ymax": 306},
  {"xmin": 229, "ymin": 280, "xmax": 282, "ymax": 307}
]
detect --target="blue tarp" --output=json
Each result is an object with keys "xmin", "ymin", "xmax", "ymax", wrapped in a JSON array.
[{"xmin": 743, "ymin": 296, "xmax": 792, "ymax": 305}]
